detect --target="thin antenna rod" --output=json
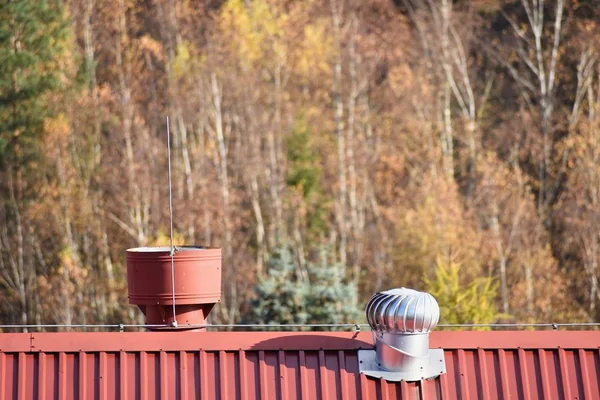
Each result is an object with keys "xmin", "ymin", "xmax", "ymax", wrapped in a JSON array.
[{"xmin": 167, "ymin": 116, "xmax": 178, "ymax": 328}]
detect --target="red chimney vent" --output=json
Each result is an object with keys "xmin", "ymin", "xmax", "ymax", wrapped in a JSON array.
[{"xmin": 126, "ymin": 246, "xmax": 222, "ymax": 330}]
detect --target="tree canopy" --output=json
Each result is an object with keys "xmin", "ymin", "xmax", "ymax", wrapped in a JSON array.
[
  {"xmin": 0, "ymin": 0, "xmax": 598, "ymax": 328},
  {"xmin": 0, "ymin": 0, "xmax": 68, "ymax": 165}
]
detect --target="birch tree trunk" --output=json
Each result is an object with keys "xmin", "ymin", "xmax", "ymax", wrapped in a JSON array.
[
  {"xmin": 331, "ymin": 0, "xmax": 347, "ymax": 267},
  {"xmin": 209, "ymin": 74, "xmax": 236, "ymax": 323},
  {"xmin": 55, "ymin": 146, "xmax": 75, "ymax": 327},
  {"xmin": 347, "ymin": 18, "xmax": 360, "ymax": 284},
  {"xmin": 116, "ymin": 0, "xmax": 147, "ymax": 246}
]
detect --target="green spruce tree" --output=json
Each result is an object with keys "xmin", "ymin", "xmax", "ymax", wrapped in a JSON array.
[
  {"xmin": 245, "ymin": 244, "xmax": 361, "ymax": 330},
  {"xmin": 246, "ymin": 245, "xmax": 309, "ymax": 328},
  {"xmin": 0, "ymin": 0, "xmax": 68, "ymax": 165},
  {"xmin": 305, "ymin": 247, "xmax": 362, "ymax": 328}
]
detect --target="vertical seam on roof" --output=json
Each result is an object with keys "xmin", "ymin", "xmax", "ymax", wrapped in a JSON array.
[
  {"xmin": 577, "ymin": 349, "xmax": 592, "ymax": 400},
  {"xmin": 457, "ymin": 349, "xmax": 470, "ymax": 400},
  {"xmin": 179, "ymin": 351, "xmax": 188, "ymax": 400},
  {"xmin": 418, "ymin": 379, "xmax": 427, "ymax": 400},
  {"xmin": 359, "ymin": 371, "xmax": 369, "ymax": 400},
  {"xmin": 199, "ymin": 350, "xmax": 208, "ymax": 400},
  {"xmin": 538, "ymin": 349, "xmax": 551, "ymax": 400},
  {"xmin": 78, "ymin": 351, "xmax": 86, "ymax": 400},
  {"xmin": 17, "ymin": 352, "xmax": 25, "ymax": 400},
  {"xmin": 99, "ymin": 352, "xmax": 107, "ymax": 400},
  {"xmin": 318, "ymin": 350, "xmax": 329, "ymax": 400},
  {"xmin": 298, "ymin": 351, "xmax": 308, "ymax": 400},
  {"xmin": 517, "ymin": 348, "xmax": 531, "ymax": 400},
  {"xmin": 258, "ymin": 350, "xmax": 267, "ymax": 400},
  {"xmin": 58, "ymin": 352, "xmax": 67, "ymax": 400},
  {"xmin": 160, "ymin": 351, "xmax": 168, "ymax": 400},
  {"xmin": 497, "ymin": 349, "xmax": 510, "ymax": 399},
  {"xmin": 238, "ymin": 350, "xmax": 247, "ymax": 400},
  {"xmin": 38, "ymin": 352, "xmax": 46, "ymax": 400},
  {"xmin": 17, "ymin": 353, "xmax": 27, "ymax": 400},
  {"xmin": 120, "ymin": 350, "xmax": 128, "ymax": 400},
  {"xmin": 278, "ymin": 350, "xmax": 287, "ymax": 400},
  {"xmin": 140, "ymin": 351, "xmax": 148, "ymax": 400},
  {"xmin": 558, "ymin": 348, "xmax": 572, "ymax": 399},
  {"xmin": 439, "ymin": 371, "xmax": 450, "ymax": 400},
  {"xmin": 219, "ymin": 350, "xmax": 228, "ymax": 400},
  {"xmin": 597, "ymin": 349, "xmax": 600, "ymax": 397},
  {"xmin": 400, "ymin": 380, "xmax": 409, "ymax": 399},
  {"xmin": 378, "ymin": 377, "xmax": 387, "ymax": 400},
  {"xmin": 338, "ymin": 350, "xmax": 348, "ymax": 399},
  {"xmin": 477, "ymin": 348, "xmax": 490, "ymax": 399}
]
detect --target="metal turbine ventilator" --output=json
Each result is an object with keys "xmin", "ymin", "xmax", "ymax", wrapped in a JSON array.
[{"xmin": 358, "ymin": 288, "xmax": 446, "ymax": 381}]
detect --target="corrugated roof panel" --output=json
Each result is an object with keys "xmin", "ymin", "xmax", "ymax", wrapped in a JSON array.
[{"xmin": 1, "ymin": 332, "xmax": 599, "ymax": 399}]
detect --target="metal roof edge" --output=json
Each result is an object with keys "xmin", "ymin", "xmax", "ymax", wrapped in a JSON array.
[
  {"xmin": 0, "ymin": 331, "xmax": 597, "ymax": 353},
  {"xmin": 5, "ymin": 331, "xmax": 372, "ymax": 352},
  {"xmin": 430, "ymin": 330, "xmax": 600, "ymax": 349}
]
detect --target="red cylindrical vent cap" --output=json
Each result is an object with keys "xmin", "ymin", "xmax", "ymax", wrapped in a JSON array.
[{"xmin": 126, "ymin": 246, "xmax": 222, "ymax": 328}]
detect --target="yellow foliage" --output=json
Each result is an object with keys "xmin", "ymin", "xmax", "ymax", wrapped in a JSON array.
[
  {"xmin": 394, "ymin": 174, "xmax": 485, "ymax": 283},
  {"xmin": 43, "ymin": 113, "xmax": 70, "ymax": 150},
  {"xmin": 425, "ymin": 257, "xmax": 501, "ymax": 329},
  {"xmin": 174, "ymin": 43, "xmax": 190, "ymax": 74},
  {"xmin": 219, "ymin": 0, "xmax": 287, "ymax": 67},
  {"xmin": 172, "ymin": 42, "xmax": 205, "ymax": 80},
  {"xmin": 295, "ymin": 21, "xmax": 334, "ymax": 77},
  {"xmin": 44, "ymin": 113, "xmax": 69, "ymax": 137},
  {"xmin": 150, "ymin": 231, "xmax": 188, "ymax": 247}
]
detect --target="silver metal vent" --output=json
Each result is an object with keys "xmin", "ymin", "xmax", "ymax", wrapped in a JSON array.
[
  {"xmin": 359, "ymin": 288, "xmax": 446, "ymax": 382},
  {"xmin": 366, "ymin": 288, "xmax": 439, "ymax": 333}
]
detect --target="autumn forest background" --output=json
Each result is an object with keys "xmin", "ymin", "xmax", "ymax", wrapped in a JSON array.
[{"xmin": 1, "ymin": 0, "xmax": 599, "ymax": 329}]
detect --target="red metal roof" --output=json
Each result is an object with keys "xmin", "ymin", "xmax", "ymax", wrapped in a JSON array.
[{"xmin": 0, "ymin": 331, "xmax": 599, "ymax": 399}]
